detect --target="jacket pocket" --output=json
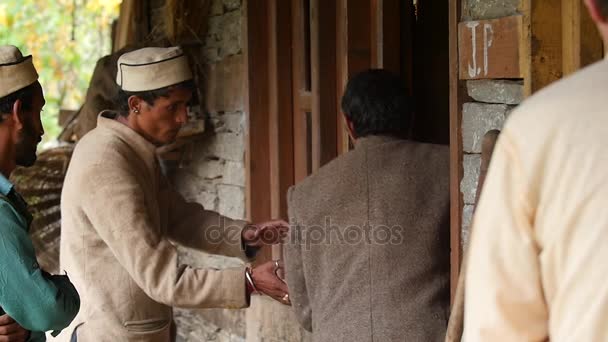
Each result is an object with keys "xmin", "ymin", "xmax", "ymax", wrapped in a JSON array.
[{"xmin": 124, "ymin": 318, "xmax": 170, "ymax": 334}]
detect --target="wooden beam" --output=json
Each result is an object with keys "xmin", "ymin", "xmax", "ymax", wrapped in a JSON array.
[
  {"xmin": 246, "ymin": 0, "xmax": 273, "ymax": 262},
  {"xmin": 562, "ymin": 0, "xmax": 604, "ymax": 76},
  {"xmin": 336, "ymin": 0, "xmax": 350, "ymax": 155},
  {"xmin": 381, "ymin": 0, "xmax": 403, "ymax": 75},
  {"xmin": 270, "ymin": 0, "xmax": 296, "ymax": 259},
  {"xmin": 347, "ymin": 0, "xmax": 373, "ymax": 76},
  {"xmin": 292, "ymin": 0, "xmax": 310, "ymax": 183},
  {"xmin": 313, "ymin": 0, "xmax": 339, "ymax": 167},
  {"xmin": 521, "ymin": 0, "xmax": 563, "ymax": 96},
  {"xmin": 449, "ymin": 0, "xmax": 463, "ymax": 305}
]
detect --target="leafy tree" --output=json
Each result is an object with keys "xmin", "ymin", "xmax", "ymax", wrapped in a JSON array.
[{"xmin": 0, "ymin": 0, "xmax": 120, "ymax": 145}]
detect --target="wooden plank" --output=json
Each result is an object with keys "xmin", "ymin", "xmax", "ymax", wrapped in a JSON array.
[
  {"xmin": 347, "ymin": 0, "xmax": 373, "ymax": 76},
  {"xmin": 458, "ymin": 16, "xmax": 524, "ymax": 80},
  {"xmin": 371, "ymin": 0, "xmax": 382, "ymax": 68},
  {"xmin": 336, "ymin": 0, "xmax": 350, "ymax": 155},
  {"xmin": 310, "ymin": 0, "xmax": 322, "ymax": 172},
  {"xmin": 449, "ymin": 0, "xmax": 463, "ymax": 305},
  {"xmin": 271, "ymin": 0, "xmax": 296, "ymax": 259},
  {"xmin": 562, "ymin": 0, "xmax": 604, "ymax": 76},
  {"xmin": 381, "ymin": 0, "xmax": 403, "ymax": 75},
  {"xmin": 246, "ymin": 0, "xmax": 273, "ymax": 262},
  {"xmin": 299, "ymin": 90, "xmax": 313, "ymax": 112},
  {"xmin": 292, "ymin": 0, "xmax": 310, "ymax": 183},
  {"xmin": 316, "ymin": 0, "xmax": 339, "ymax": 167},
  {"xmin": 522, "ymin": 0, "xmax": 563, "ymax": 96}
]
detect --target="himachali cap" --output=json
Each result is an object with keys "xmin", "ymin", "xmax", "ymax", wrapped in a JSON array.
[
  {"xmin": 116, "ymin": 46, "xmax": 193, "ymax": 92},
  {"xmin": 0, "ymin": 45, "xmax": 39, "ymax": 98}
]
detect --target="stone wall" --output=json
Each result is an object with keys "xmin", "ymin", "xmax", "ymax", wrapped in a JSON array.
[
  {"xmin": 459, "ymin": 2, "xmax": 523, "ymax": 246},
  {"xmin": 166, "ymin": 0, "xmax": 248, "ymax": 340}
]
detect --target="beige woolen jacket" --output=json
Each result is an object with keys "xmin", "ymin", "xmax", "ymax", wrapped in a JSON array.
[
  {"xmin": 54, "ymin": 111, "xmax": 250, "ymax": 342},
  {"xmin": 464, "ymin": 59, "xmax": 608, "ymax": 341}
]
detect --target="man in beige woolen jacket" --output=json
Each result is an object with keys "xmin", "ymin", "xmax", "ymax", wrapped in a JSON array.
[
  {"xmin": 55, "ymin": 47, "xmax": 290, "ymax": 342},
  {"xmin": 464, "ymin": 0, "xmax": 608, "ymax": 341}
]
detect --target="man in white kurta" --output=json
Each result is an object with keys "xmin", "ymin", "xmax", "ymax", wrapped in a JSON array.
[{"xmin": 464, "ymin": 0, "xmax": 608, "ymax": 340}]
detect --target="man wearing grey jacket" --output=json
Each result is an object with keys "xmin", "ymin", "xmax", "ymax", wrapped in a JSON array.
[{"xmin": 284, "ymin": 69, "xmax": 450, "ymax": 341}]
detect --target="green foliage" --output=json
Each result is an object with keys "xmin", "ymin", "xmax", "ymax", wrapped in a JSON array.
[{"xmin": 0, "ymin": 0, "xmax": 120, "ymax": 145}]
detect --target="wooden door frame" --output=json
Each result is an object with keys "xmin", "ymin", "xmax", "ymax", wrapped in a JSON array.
[{"xmin": 449, "ymin": 0, "xmax": 463, "ymax": 304}]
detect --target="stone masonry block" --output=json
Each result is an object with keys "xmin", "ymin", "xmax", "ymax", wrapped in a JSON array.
[
  {"xmin": 218, "ymin": 185, "xmax": 245, "ymax": 220},
  {"xmin": 223, "ymin": 161, "xmax": 245, "ymax": 187},
  {"xmin": 210, "ymin": 0, "xmax": 224, "ymax": 16},
  {"xmin": 462, "ymin": 102, "xmax": 509, "ymax": 153},
  {"xmin": 462, "ymin": 204, "xmax": 475, "ymax": 248},
  {"xmin": 194, "ymin": 158, "xmax": 224, "ymax": 180},
  {"xmin": 246, "ymin": 296, "xmax": 312, "ymax": 342},
  {"xmin": 204, "ymin": 132, "xmax": 245, "ymax": 162},
  {"xmin": 461, "ymin": 154, "xmax": 481, "ymax": 205},
  {"xmin": 205, "ymin": 54, "xmax": 245, "ymax": 113},
  {"xmin": 214, "ymin": 113, "xmax": 245, "ymax": 134},
  {"xmin": 462, "ymin": 0, "xmax": 519, "ymax": 20},
  {"xmin": 467, "ymin": 80, "xmax": 524, "ymax": 105},
  {"xmin": 223, "ymin": 0, "xmax": 241, "ymax": 12},
  {"xmin": 220, "ymin": 10, "xmax": 242, "ymax": 58}
]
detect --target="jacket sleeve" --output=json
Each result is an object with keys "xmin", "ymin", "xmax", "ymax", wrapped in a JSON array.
[
  {"xmin": 283, "ymin": 187, "xmax": 313, "ymax": 332},
  {"xmin": 463, "ymin": 131, "xmax": 548, "ymax": 341},
  {"xmin": 164, "ymin": 184, "xmax": 250, "ymax": 260},
  {"xmin": 0, "ymin": 202, "xmax": 80, "ymax": 333},
  {"xmin": 79, "ymin": 164, "xmax": 249, "ymax": 309}
]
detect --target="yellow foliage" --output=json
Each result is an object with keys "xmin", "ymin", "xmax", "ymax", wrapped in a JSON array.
[{"xmin": 0, "ymin": 4, "xmax": 7, "ymax": 27}]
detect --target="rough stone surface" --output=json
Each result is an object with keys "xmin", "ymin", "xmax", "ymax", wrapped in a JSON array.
[
  {"xmin": 462, "ymin": 0, "xmax": 520, "ymax": 20},
  {"xmin": 246, "ymin": 296, "xmax": 312, "ymax": 342},
  {"xmin": 467, "ymin": 80, "xmax": 524, "ymax": 105},
  {"xmin": 214, "ymin": 113, "xmax": 245, "ymax": 134},
  {"xmin": 462, "ymin": 102, "xmax": 510, "ymax": 153},
  {"xmin": 223, "ymin": 0, "xmax": 242, "ymax": 12},
  {"xmin": 170, "ymin": 1, "xmax": 248, "ymax": 339},
  {"xmin": 205, "ymin": 55, "xmax": 246, "ymax": 113},
  {"xmin": 224, "ymin": 161, "xmax": 246, "ymax": 187},
  {"xmin": 220, "ymin": 10, "xmax": 242, "ymax": 58},
  {"xmin": 462, "ymin": 205, "xmax": 475, "ymax": 248},
  {"xmin": 175, "ymin": 309, "xmax": 245, "ymax": 342},
  {"xmin": 203, "ymin": 132, "xmax": 246, "ymax": 162},
  {"xmin": 218, "ymin": 185, "xmax": 246, "ymax": 219},
  {"xmin": 461, "ymin": 154, "xmax": 481, "ymax": 205},
  {"xmin": 210, "ymin": 0, "xmax": 224, "ymax": 16}
]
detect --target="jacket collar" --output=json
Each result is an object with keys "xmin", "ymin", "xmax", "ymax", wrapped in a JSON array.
[
  {"xmin": 0, "ymin": 172, "xmax": 14, "ymax": 196},
  {"xmin": 355, "ymin": 134, "xmax": 405, "ymax": 148},
  {"xmin": 97, "ymin": 110, "xmax": 158, "ymax": 171}
]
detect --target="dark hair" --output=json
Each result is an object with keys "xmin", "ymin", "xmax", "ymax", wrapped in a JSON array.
[
  {"xmin": 599, "ymin": 0, "xmax": 608, "ymax": 18},
  {"xmin": 114, "ymin": 79, "xmax": 195, "ymax": 116},
  {"xmin": 341, "ymin": 69, "xmax": 411, "ymax": 139},
  {"xmin": 0, "ymin": 82, "xmax": 37, "ymax": 122}
]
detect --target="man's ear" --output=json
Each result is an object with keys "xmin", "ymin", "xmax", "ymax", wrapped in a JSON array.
[
  {"xmin": 10, "ymin": 99, "xmax": 24, "ymax": 129},
  {"xmin": 127, "ymin": 95, "xmax": 143, "ymax": 114},
  {"xmin": 585, "ymin": 0, "xmax": 607, "ymax": 24},
  {"xmin": 344, "ymin": 116, "xmax": 357, "ymax": 140}
]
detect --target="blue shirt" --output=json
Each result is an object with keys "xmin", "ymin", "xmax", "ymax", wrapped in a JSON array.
[{"xmin": 0, "ymin": 173, "xmax": 80, "ymax": 341}]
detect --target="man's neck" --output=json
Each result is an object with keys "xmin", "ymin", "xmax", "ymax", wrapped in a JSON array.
[{"xmin": 0, "ymin": 139, "xmax": 15, "ymax": 179}]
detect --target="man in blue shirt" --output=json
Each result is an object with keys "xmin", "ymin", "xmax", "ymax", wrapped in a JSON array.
[{"xmin": 0, "ymin": 45, "xmax": 80, "ymax": 341}]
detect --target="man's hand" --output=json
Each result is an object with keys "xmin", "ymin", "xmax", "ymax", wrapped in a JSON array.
[
  {"xmin": 251, "ymin": 260, "xmax": 291, "ymax": 305},
  {"xmin": 242, "ymin": 219, "xmax": 289, "ymax": 248},
  {"xmin": 0, "ymin": 315, "xmax": 29, "ymax": 342}
]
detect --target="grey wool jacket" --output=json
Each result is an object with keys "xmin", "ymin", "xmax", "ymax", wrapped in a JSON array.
[{"xmin": 284, "ymin": 135, "xmax": 450, "ymax": 342}]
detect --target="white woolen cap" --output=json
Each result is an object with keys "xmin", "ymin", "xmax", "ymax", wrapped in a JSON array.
[
  {"xmin": 0, "ymin": 45, "xmax": 39, "ymax": 98},
  {"xmin": 116, "ymin": 46, "xmax": 193, "ymax": 92}
]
